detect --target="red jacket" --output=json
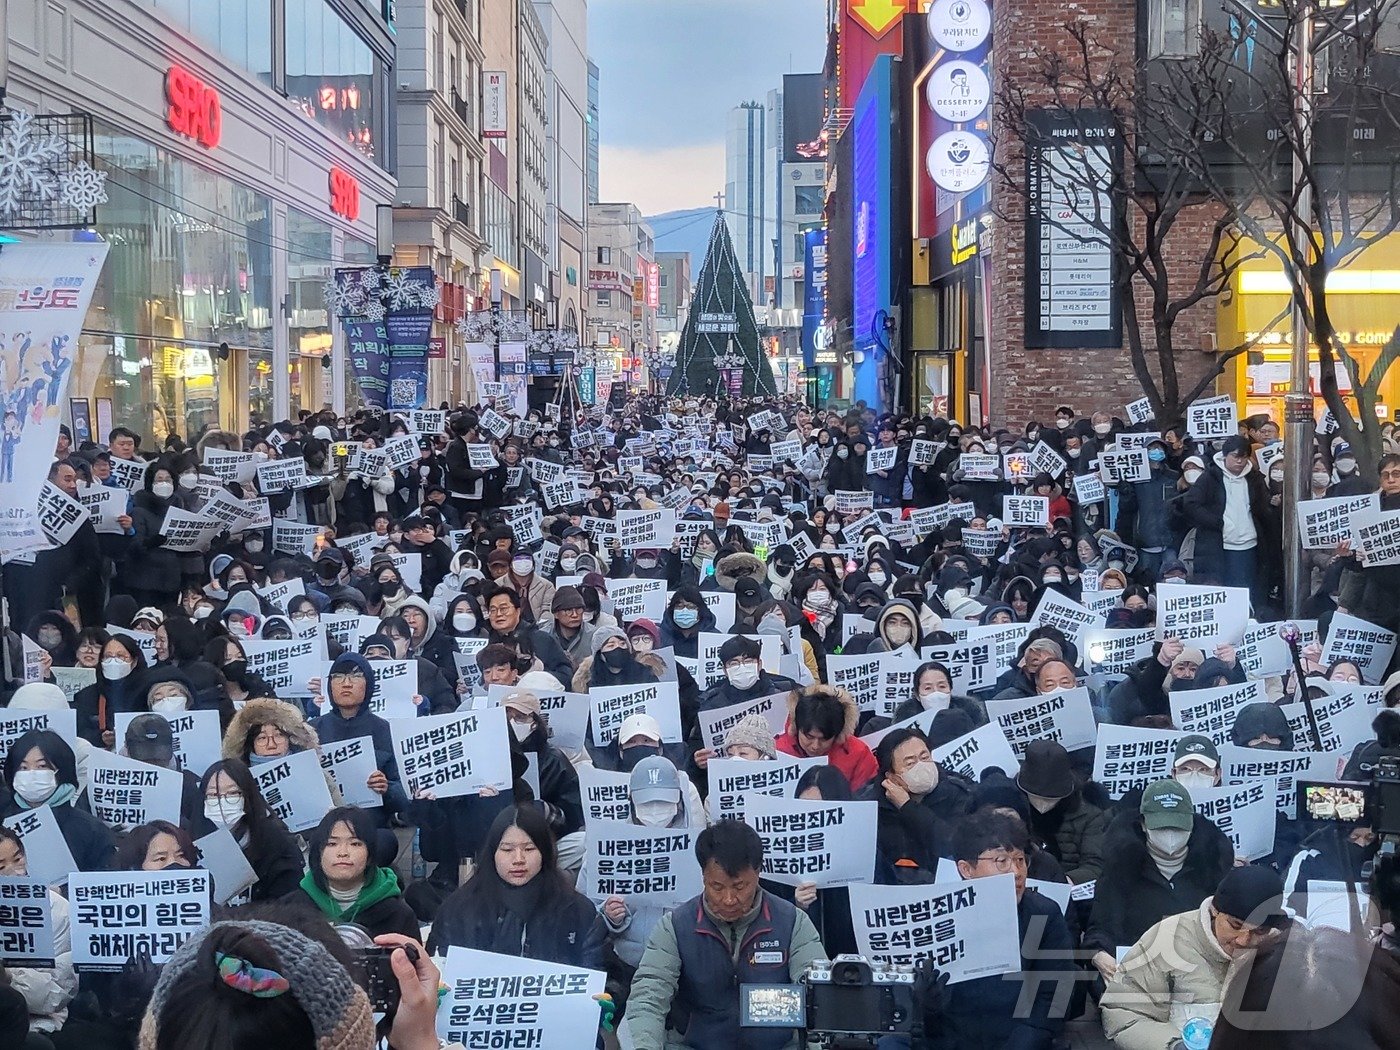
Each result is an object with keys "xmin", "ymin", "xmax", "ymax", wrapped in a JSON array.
[{"xmin": 775, "ymin": 729, "xmax": 879, "ymax": 792}]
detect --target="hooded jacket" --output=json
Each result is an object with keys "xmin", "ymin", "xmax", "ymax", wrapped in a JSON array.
[
  {"xmin": 775, "ymin": 685, "xmax": 879, "ymax": 791},
  {"xmin": 872, "ymin": 597, "xmax": 923, "ymax": 651},
  {"xmin": 712, "ymin": 552, "xmax": 767, "ymax": 594},
  {"xmin": 287, "ymin": 865, "xmax": 420, "ymax": 940},
  {"xmin": 398, "ymin": 594, "xmax": 460, "ymax": 681},
  {"xmin": 1181, "ymin": 455, "xmax": 1274, "ymax": 577},
  {"xmin": 310, "ymin": 655, "xmax": 410, "ymax": 821},
  {"xmin": 223, "ymin": 697, "xmax": 345, "ymax": 807}
]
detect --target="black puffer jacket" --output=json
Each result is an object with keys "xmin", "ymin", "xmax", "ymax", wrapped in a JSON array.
[
  {"xmin": 426, "ymin": 881, "xmax": 607, "ymax": 970},
  {"xmin": 859, "ymin": 768, "xmax": 975, "ymax": 882},
  {"xmin": 1027, "ymin": 785, "xmax": 1111, "ymax": 885}
]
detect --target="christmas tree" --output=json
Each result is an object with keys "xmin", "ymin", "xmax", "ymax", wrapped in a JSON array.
[{"xmin": 667, "ymin": 211, "xmax": 777, "ymax": 398}]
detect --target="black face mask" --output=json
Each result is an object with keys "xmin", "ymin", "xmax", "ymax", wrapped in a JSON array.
[
  {"xmin": 224, "ymin": 659, "xmax": 248, "ymax": 680},
  {"xmin": 380, "ymin": 581, "xmax": 401, "ymax": 598},
  {"xmin": 619, "ymin": 744, "xmax": 661, "ymax": 771},
  {"xmin": 601, "ymin": 648, "xmax": 632, "ymax": 673}
]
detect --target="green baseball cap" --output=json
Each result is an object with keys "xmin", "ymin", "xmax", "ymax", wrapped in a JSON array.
[{"xmin": 1141, "ymin": 778, "xmax": 1195, "ymax": 832}]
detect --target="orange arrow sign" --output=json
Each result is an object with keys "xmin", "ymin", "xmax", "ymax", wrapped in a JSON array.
[{"xmin": 849, "ymin": 0, "xmax": 906, "ymax": 38}]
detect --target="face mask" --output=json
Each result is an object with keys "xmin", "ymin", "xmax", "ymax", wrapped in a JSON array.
[
  {"xmin": 380, "ymin": 581, "xmax": 400, "ymax": 598},
  {"xmin": 559, "ymin": 555, "xmax": 579, "ymax": 573},
  {"xmin": 868, "ymin": 571, "xmax": 887, "ymax": 587},
  {"xmin": 252, "ymin": 451, "xmax": 269, "ymax": 462},
  {"xmin": 1312, "ymin": 472, "xmax": 1331, "ymax": 487},
  {"xmin": 1056, "ymin": 419, "xmax": 1070, "ymax": 430},
  {"xmin": 1026, "ymin": 792, "xmax": 1061, "ymax": 814},
  {"xmin": 1093, "ymin": 423, "xmax": 1111, "ymax": 436},
  {"xmin": 758, "ymin": 615, "xmax": 787, "ymax": 636},
  {"xmin": 673, "ymin": 608, "xmax": 699, "ymax": 628},
  {"xmin": 1067, "ymin": 447, "xmax": 1082, "ymax": 459},
  {"xmin": 1269, "ymin": 468, "xmax": 1285, "ymax": 483},
  {"xmin": 1043, "ymin": 574, "xmax": 1062, "ymax": 586},
  {"xmin": 619, "ymin": 745, "xmax": 660, "ymax": 772},
  {"xmin": 204, "ymin": 798, "xmax": 245, "ymax": 827},
  {"xmin": 1146, "ymin": 827, "xmax": 1191, "ymax": 854},
  {"xmin": 152, "ymin": 481, "xmax": 175, "ymax": 499},
  {"xmin": 1336, "ymin": 457, "xmax": 1356, "ymax": 474},
  {"xmin": 886, "ymin": 622, "xmax": 913, "ymax": 645},
  {"xmin": 510, "ymin": 720, "xmax": 533, "ymax": 742},
  {"xmin": 900, "ymin": 759, "xmax": 939, "ymax": 795},
  {"xmin": 453, "ymin": 612, "xmax": 477, "ymax": 633},
  {"xmin": 601, "ymin": 648, "xmax": 631, "ymax": 673},
  {"xmin": 245, "ymin": 535, "xmax": 267, "ymax": 554},
  {"xmin": 807, "ymin": 588, "xmax": 830, "ymax": 607},
  {"xmin": 636, "ymin": 555, "xmax": 658, "ymax": 569},
  {"xmin": 152, "ymin": 695, "xmax": 188, "ymax": 715},
  {"xmin": 224, "ymin": 659, "xmax": 248, "ymax": 680},
  {"xmin": 836, "ymin": 448, "xmax": 849, "ymax": 459},
  {"xmin": 1184, "ymin": 469, "xmax": 1202, "ymax": 484},
  {"xmin": 36, "ymin": 628, "xmax": 62, "ymax": 650},
  {"xmin": 726, "ymin": 663, "xmax": 761, "ymax": 690},
  {"xmin": 1148, "ymin": 448, "xmax": 1167, "ymax": 464},
  {"xmin": 102, "ymin": 658, "xmax": 132, "ymax": 680},
  {"xmin": 918, "ymin": 690, "xmax": 951, "ymax": 712},
  {"xmin": 178, "ymin": 472, "xmax": 199, "ymax": 490},
  {"xmin": 512, "ymin": 556, "xmax": 534, "ymax": 575},
  {"xmin": 12, "ymin": 769, "xmax": 58, "ymax": 804},
  {"xmin": 635, "ymin": 800, "xmax": 678, "ymax": 827},
  {"xmin": 1175, "ymin": 771, "xmax": 1215, "ymax": 794}
]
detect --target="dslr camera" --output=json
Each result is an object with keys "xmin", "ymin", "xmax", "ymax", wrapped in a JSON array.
[{"xmin": 741, "ymin": 955, "xmax": 917, "ymax": 1049}]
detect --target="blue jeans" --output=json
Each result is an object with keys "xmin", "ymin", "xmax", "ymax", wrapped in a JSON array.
[{"xmin": 1222, "ymin": 546, "xmax": 1258, "ymax": 597}]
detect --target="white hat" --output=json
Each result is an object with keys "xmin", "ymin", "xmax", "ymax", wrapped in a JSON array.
[
  {"xmin": 313, "ymin": 425, "xmax": 334, "ymax": 441},
  {"xmin": 617, "ymin": 713, "xmax": 663, "ymax": 746}
]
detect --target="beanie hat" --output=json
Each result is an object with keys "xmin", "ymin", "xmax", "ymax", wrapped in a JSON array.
[
  {"xmin": 590, "ymin": 626, "xmax": 628, "ymax": 656},
  {"xmin": 551, "ymin": 585, "xmax": 585, "ymax": 612},
  {"xmin": 627, "ymin": 617, "xmax": 661, "ymax": 646},
  {"xmin": 9, "ymin": 682, "xmax": 69, "ymax": 712},
  {"xmin": 1171, "ymin": 647, "xmax": 1207, "ymax": 674},
  {"xmin": 137, "ymin": 918, "xmax": 375, "ymax": 1050},
  {"xmin": 1141, "ymin": 778, "xmax": 1195, "ymax": 831},
  {"xmin": 1016, "ymin": 739, "xmax": 1075, "ymax": 799},
  {"xmin": 1212, "ymin": 865, "xmax": 1288, "ymax": 928},
  {"xmin": 722, "ymin": 713, "xmax": 777, "ymax": 759}
]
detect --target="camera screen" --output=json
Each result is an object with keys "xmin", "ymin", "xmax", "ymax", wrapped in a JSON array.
[
  {"xmin": 739, "ymin": 984, "xmax": 805, "ymax": 1028},
  {"xmin": 1298, "ymin": 782, "xmax": 1367, "ymax": 823}
]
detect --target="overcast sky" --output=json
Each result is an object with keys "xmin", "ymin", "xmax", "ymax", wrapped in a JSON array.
[{"xmin": 591, "ymin": 0, "xmax": 828, "ymax": 216}]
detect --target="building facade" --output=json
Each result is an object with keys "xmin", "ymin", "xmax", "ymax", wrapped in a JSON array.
[
  {"xmin": 725, "ymin": 93, "xmax": 780, "ymax": 316},
  {"xmin": 3, "ymin": 0, "xmax": 397, "ymax": 443},
  {"xmin": 586, "ymin": 59, "xmax": 600, "ymax": 206},
  {"xmin": 586, "ymin": 201, "xmax": 655, "ymax": 392},
  {"xmin": 655, "ymin": 251, "xmax": 692, "ymax": 336}
]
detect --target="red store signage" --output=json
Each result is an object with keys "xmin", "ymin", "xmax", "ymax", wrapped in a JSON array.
[
  {"xmin": 166, "ymin": 66, "xmax": 222, "ymax": 149},
  {"xmin": 329, "ymin": 167, "xmax": 361, "ymax": 222}
]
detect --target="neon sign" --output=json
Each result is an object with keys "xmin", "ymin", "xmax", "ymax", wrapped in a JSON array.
[{"xmin": 166, "ymin": 66, "xmax": 222, "ymax": 149}]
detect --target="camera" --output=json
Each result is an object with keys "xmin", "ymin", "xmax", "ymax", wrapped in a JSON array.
[
  {"xmin": 1372, "ymin": 755, "xmax": 1400, "ymax": 839},
  {"xmin": 742, "ymin": 955, "xmax": 916, "ymax": 1048},
  {"xmin": 334, "ymin": 923, "xmax": 413, "ymax": 1015}
]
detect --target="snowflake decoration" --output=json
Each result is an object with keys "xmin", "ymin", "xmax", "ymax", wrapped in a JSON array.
[
  {"xmin": 0, "ymin": 110, "xmax": 67, "ymax": 218},
  {"xmin": 360, "ymin": 300, "xmax": 386, "ymax": 323},
  {"xmin": 358, "ymin": 268, "xmax": 383, "ymax": 294},
  {"xmin": 501, "ymin": 315, "xmax": 533, "ymax": 342},
  {"xmin": 322, "ymin": 278, "xmax": 349, "ymax": 316},
  {"xmin": 456, "ymin": 313, "xmax": 491, "ymax": 342},
  {"xmin": 413, "ymin": 283, "xmax": 441, "ymax": 310},
  {"xmin": 58, "ymin": 160, "xmax": 108, "ymax": 210}
]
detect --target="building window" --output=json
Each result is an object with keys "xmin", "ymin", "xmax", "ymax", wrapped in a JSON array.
[
  {"xmin": 1147, "ymin": 0, "xmax": 1200, "ymax": 59},
  {"xmin": 794, "ymin": 186, "xmax": 823, "ymax": 215},
  {"xmin": 596, "ymin": 246, "xmax": 611, "ymax": 264},
  {"xmin": 659, "ymin": 273, "xmax": 668, "ymax": 287},
  {"xmin": 595, "ymin": 291, "xmax": 611, "ymax": 308},
  {"xmin": 286, "ymin": 0, "xmax": 381, "ymax": 162}
]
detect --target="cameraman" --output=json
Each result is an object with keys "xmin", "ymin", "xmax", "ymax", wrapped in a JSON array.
[{"xmin": 625, "ymin": 820, "xmax": 827, "ymax": 1050}]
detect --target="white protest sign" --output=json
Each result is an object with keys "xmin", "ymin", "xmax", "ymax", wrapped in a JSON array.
[
  {"xmin": 193, "ymin": 827, "xmax": 260, "ymax": 905},
  {"xmin": 467, "ymin": 444, "xmax": 498, "ymax": 470},
  {"xmin": 616, "ymin": 509, "xmax": 676, "ymax": 547},
  {"xmin": 577, "ymin": 765, "xmax": 634, "ymax": 825},
  {"xmin": 361, "ymin": 658, "xmax": 421, "ymax": 720},
  {"xmin": 959, "ymin": 453, "xmax": 1000, "ymax": 480},
  {"xmin": 699, "ymin": 590, "xmax": 736, "ymax": 633},
  {"xmin": 985, "ymin": 687, "xmax": 1096, "ymax": 758},
  {"xmin": 3, "ymin": 808, "xmax": 76, "ymax": 885},
  {"xmin": 202, "ymin": 447, "xmax": 259, "ymax": 483},
  {"xmin": 1126, "ymin": 397, "xmax": 1154, "ymax": 425},
  {"xmin": 910, "ymin": 439, "xmax": 937, "ymax": 466},
  {"xmin": 242, "ymin": 636, "xmax": 322, "ymax": 698},
  {"xmin": 1098, "ymin": 448, "xmax": 1151, "ymax": 485},
  {"xmin": 0, "ymin": 877, "xmax": 54, "ymax": 966},
  {"xmin": 1082, "ymin": 627, "xmax": 1157, "ymax": 675},
  {"xmin": 70, "ymin": 870, "xmax": 211, "ymax": 970},
  {"xmin": 437, "ymin": 948, "xmax": 605, "ymax": 1049},
  {"xmin": 1156, "ymin": 584, "xmax": 1250, "ymax": 647},
  {"xmin": 0, "ymin": 706, "xmax": 77, "ymax": 761},
  {"xmin": 606, "ymin": 578, "xmax": 668, "ymax": 622},
  {"xmin": 698, "ymin": 691, "xmax": 790, "ymax": 752},
  {"xmin": 319, "ymin": 735, "xmax": 383, "ymax": 809},
  {"xmin": 1029, "ymin": 441, "xmax": 1068, "ymax": 478},
  {"xmin": 487, "ymin": 685, "xmax": 591, "ymax": 757},
  {"xmin": 272, "ymin": 519, "xmax": 321, "ymax": 556},
  {"xmin": 1220, "ymin": 744, "xmax": 1343, "ymax": 819},
  {"xmin": 590, "ymin": 681, "xmax": 683, "ymax": 748},
  {"xmin": 1321, "ymin": 612, "xmax": 1397, "ymax": 684},
  {"xmin": 1298, "ymin": 494, "xmax": 1378, "ymax": 550},
  {"xmin": 1237, "ymin": 619, "xmax": 1317, "ymax": 679},
  {"xmin": 826, "ymin": 652, "xmax": 888, "ymax": 714},
  {"xmin": 391, "ymin": 708, "xmax": 514, "ymax": 798},
  {"xmin": 849, "ymin": 874, "xmax": 1022, "ymax": 983},
  {"xmin": 746, "ymin": 794, "xmax": 879, "ymax": 888},
  {"xmin": 1029, "ymin": 588, "xmax": 1101, "ymax": 642},
  {"xmin": 158, "ymin": 507, "xmax": 221, "ymax": 553},
  {"xmin": 579, "ymin": 822, "xmax": 702, "ymax": 905},
  {"xmin": 1072, "ymin": 473, "xmax": 1107, "ymax": 504},
  {"xmin": 76, "ymin": 484, "xmax": 126, "ymax": 534},
  {"xmin": 1002, "ymin": 494, "xmax": 1049, "ymax": 528},
  {"xmin": 50, "ymin": 665, "xmax": 97, "ymax": 705},
  {"xmin": 1281, "ymin": 685, "xmax": 1383, "ymax": 754},
  {"xmin": 35, "ymin": 482, "xmax": 89, "ymax": 544},
  {"xmin": 251, "ymin": 750, "xmax": 334, "ymax": 832},
  {"xmin": 1193, "ymin": 781, "xmax": 1277, "ymax": 861},
  {"xmin": 707, "ymin": 755, "xmax": 826, "ymax": 821},
  {"xmin": 866, "ymin": 446, "xmax": 899, "ymax": 473},
  {"xmin": 106, "ymin": 456, "xmax": 147, "ymax": 490},
  {"xmin": 1350, "ymin": 506, "xmax": 1400, "ymax": 566},
  {"xmin": 1092, "ymin": 724, "xmax": 1186, "ymax": 799},
  {"xmin": 1187, "ymin": 399, "xmax": 1237, "ymax": 440},
  {"xmin": 1169, "ymin": 680, "xmax": 1267, "ymax": 747},
  {"xmin": 86, "ymin": 748, "xmax": 183, "ymax": 830},
  {"xmin": 932, "ymin": 721, "xmax": 1021, "ymax": 781},
  {"xmin": 834, "ymin": 490, "xmax": 874, "ymax": 514},
  {"xmin": 256, "ymin": 576, "xmax": 305, "ymax": 614},
  {"xmin": 256, "ymin": 457, "xmax": 311, "ymax": 493}
]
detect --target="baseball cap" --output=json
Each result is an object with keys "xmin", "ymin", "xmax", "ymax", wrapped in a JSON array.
[
  {"xmin": 617, "ymin": 713, "xmax": 663, "ymax": 746},
  {"xmin": 629, "ymin": 755, "xmax": 682, "ymax": 805},
  {"xmin": 125, "ymin": 713, "xmax": 175, "ymax": 762},
  {"xmin": 1173, "ymin": 735, "xmax": 1220, "ymax": 770},
  {"xmin": 501, "ymin": 690, "xmax": 540, "ymax": 717},
  {"xmin": 1141, "ymin": 779, "xmax": 1195, "ymax": 831}
]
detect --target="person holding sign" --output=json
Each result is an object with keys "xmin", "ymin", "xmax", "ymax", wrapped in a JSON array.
[
  {"xmin": 286, "ymin": 807, "xmax": 420, "ymax": 940},
  {"xmin": 222, "ymin": 698, "xmax": 344, "ymax": 811},
  {"xmin": 0, "ymin": 825, "xmax": 76, "ymax": 1046},
  {"xmin": 625, "ymin": 819, "xmax": 827, "ymax": 1050},
  {"xmin": 115, "ymin": 460, "xmax": 186, "ymax": 608},
  {"xmin": 193, "ymin": 760, "xmax": 305, "ymax": 903},
  {"xmin": 427, "ymin": 805, "xmax": 606, "ymax": 970},
  {"xmin": 1, "ymin": 730, "xmax": 115, "ymax": 872},
  {"xmin": 862, "ymin": 727, "xmax": 974, "ymax": 882}
]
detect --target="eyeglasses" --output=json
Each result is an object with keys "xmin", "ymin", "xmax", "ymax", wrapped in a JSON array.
[
  {"xmin": 206, "ymin": 791, "xmax": 244, "ymax": 803},
  {"xmin": 1382, "ymin": 469, "xmax": 1400, "ymax": 480},
  {"xmin": 255, "ymin": 729, "xmax": 288, "ymax": 745},
  {"xmin": 975, "ymin": 852, "xmax": 1028, "ymax": 872},
  {"xmin": 329, "ymin": 670, "xmax": 366, "ymax": 682},
  {"xmin": 488, "ymin": 604, "xmax": 515, "ymax": 615}
]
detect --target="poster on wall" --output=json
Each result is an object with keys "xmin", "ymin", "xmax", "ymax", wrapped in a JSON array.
[
  {"xmin": 0, "ymin": 242, "xmax": 110, "ymax": 557},
  {"xmin": 385, "ymin": 265, "xmax": 436, "ymax": 411},
  {"xmin": 69, "ymin": 398, "xmax": 93, "ymax": 444}
]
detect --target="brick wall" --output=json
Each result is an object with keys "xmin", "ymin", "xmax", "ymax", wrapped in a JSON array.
[{"xmin": 986, "ymin": 0, "xmax": 1226, "ymax": 426}]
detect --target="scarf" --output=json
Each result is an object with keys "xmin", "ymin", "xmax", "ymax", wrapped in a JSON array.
[
  {"xmin": 18, "ymin": 783, "xmax": 77, "ymax": 810},
  {"xmin": 1146, "ymin": 834, "xmax": 1190, "ymax": 880}
]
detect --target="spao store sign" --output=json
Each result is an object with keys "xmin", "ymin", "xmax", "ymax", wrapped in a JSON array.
[{"xmin": 166, "ymin": 66, "xmax": 222, "ymax": 149}]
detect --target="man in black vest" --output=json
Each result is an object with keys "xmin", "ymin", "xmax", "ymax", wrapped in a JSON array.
[{"xmin": 625, "ymin": 820, "xmax": 827, "ymax": 1049}]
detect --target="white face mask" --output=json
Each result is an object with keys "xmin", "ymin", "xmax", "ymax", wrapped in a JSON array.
[
  {"xmin": 726, "ymin": 663, "xmax": 761, "ymax": 690},
  {"xmin": 12, "ymin": 769, "xmax": 57, "ymax": 804},
  {"xmin": 868, "ymin": 571, "xmax": 887, "ymax": 587},
  {"xmin": 559, "ymin": 556, "xmax": 579, "ymax": 572},
  {"xmin": 178, "ymin": 472, "xmax": 199, "ymax": 490},
  {"xmin": 453, "ymin": 612, "xmax": 477, "ymax": 633},
  {"xmin": 918, "ymin": 690, "xmax": 951, "ymax": 712},
  {"xmin": 1056, "ymin": 419, "xmax": 1070, "ymax": 429},
  {"xmin": 512, "ymin": 556, "xmax": 534, "ymax": 576},
  {"xmin": 635, "ymin": 800, "xmax": 678, "ymax": 827},
  {"xmin": 807, "ymin": 588, "xmax": 830, "ymax": 606},
  {"xmin": 900, "ymin": 759, "xmax": 939, "ymax": 795},
  {"xmin": 204, "ymin": 798, "xmax": 245, "ymax": 827},
  {"xmin": 1146, "ymin": 827, "xmax": 1191, "ymax": 854},
  {"xmin": 1093, "ymin": 423, "xmax": 1111, "ymax": 436},
  {"xmin": 510, "ymin": 720, "xmax": 533, "ymax": 742},
  {"xmin": 1184, "ymin": 469, "xmax": 1202, "ymax": 484},
  {"xmin": 1026, "ymin": 792, "xmax": 1062, "ymax": 814},
  {"xmin": 102, "ymin": 658, "xmax": 133, "ymax": 680},
  {"xmin": 1175, "ymin": 771, "xmax": 1216, "ymax": 794},
  {"xmin": 152, "ymin": 481, "xmax": 175, "ymax": 499},
  {"xmin": 152, "ymin": 695, "xmax": 189, "ymax": 715},
  {"xmin": 1312, "ymin": 472, "xmax": 1331, "ymax": 488}
]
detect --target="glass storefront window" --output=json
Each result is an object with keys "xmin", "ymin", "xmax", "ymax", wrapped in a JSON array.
[
  {"xmin": 286, "ymin": 0, "xmax": 378, "ymax": 162},
  {"xmin": 152, "ymin": 0, "xmax": 273, "ymax": 86},
  {"xmin": 287, "ymin": 208, "xmax": 335, "ymax": 418}
]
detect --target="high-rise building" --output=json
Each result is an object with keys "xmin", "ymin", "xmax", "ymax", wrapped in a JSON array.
[
  {"xmin": 518, "ymin": 0, "xmax": 552, "ymax": 328},
  {"xmin": 725, "ymin": 92, "xmax": 781, "ymax": 317},
  {"xmin": 586, "ymin": 60, "xmax": 601, "ymax": 206}
]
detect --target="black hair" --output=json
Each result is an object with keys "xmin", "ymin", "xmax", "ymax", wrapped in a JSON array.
[
  {"xmin": 952, "ymin": 811, "xmax": 1030, "ymax": 865},
  {"xmin": 445, "ymin": 806, "xmax": 572, "ymax": 928},
  {"xmin": 4, "ymin": 729, "xmax": 78, "ymax": 788},
  {"xmin": 378, "ymin": 615, "xmax": 411, "ymax": 642},
  {"xmin": 116, "ymin": 820, "xmax": 199, "ymax": 872},
  {"xmin": 305, "ymin": 807, "xmax": 382, "ymax": 893},
  {"xmin": 695, "ymin": 819, "xmax": 764, "ymax": 877},
  {"xmin": 794, "ymin": 765, "xmax": 853, "ymax": 801},
  {"xmin": 873, "ymin": 727, "xmax": 930, "ymax": 776},
  {"xmin": 103, "ymin": 632, "xmax": 150, "ymax": 678},
  {"xmin": 198, "ymin": 759, "xmax": 283, "ymax": 842},
  {"xmin": 481, "ymin": 583, "xmax": 523, "ymax": 609},
  {"xmin": 792, "ymin": 691, "xmax": 846, "ymax": 740}
]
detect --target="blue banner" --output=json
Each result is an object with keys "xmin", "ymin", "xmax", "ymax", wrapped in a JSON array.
[
  {"xmin": 344, "ymin": 318, "xmax": 390, "ymax": 410},
  {"xmin": 801, "ymin": 228, "xmax": 828, "ymax": 368},
  {"xmin": 386, "ymin": 265, "xmax": 436, "ymax": 411}
]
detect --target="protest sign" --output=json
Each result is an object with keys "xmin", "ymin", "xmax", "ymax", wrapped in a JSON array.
[
  {"xmin": 1029, "ymin": 442, "xmax": 1069, "ymax": 478},
  {"xmin": 579, "ymin": 822, "xmax": 702, "ymax": 905},
  {"xmin": 745, "ymin": 794, "xmax": 878, "ymax": 888},
  {"xmin": 1098, "ymin": 448, "xmax": 1151, "ymax": 485},
  {"xmin": 707, "ymin": 756, "xmax": 826, "ymax": 820},
  {"xmin": 406, "ymin": 408, "xmax": 447, "ymax": 436},
  {"xmin": 1187, "ymin": 399, "xmax": 1237, "ymax": 440},
  {"xmin": 1220, "ymin": 745, "xmax": 1343, "ymax": 818},
  {"xmin": 158, "ymin": 507, "xmax": 221, "ymax": 553},
  {"xmin": 1115, "ymin": 433, "xmax": 1159, "ymax": 452},
  {"xmin": 391, "ymin": 708, "xmax": 513, "ymax": 799},
  {"xmin": 606, "ymin": 578, "xmax": 668, "ymax": 622},
  {"xmin": 242, "ymin": 636, "xmax": 321, "ymax": 698},
  {"xmin": 910, "ymin": 439, "xmax": 937, "ymax": 466},
  {"xmin": 1155, "ymin": 584, "xmax": 1250, "ymax": 647},
  {"xmin": 1126, "ymin": 396, "xmax": 1154, "ymax": 424},
  {"xmin": 834, "ymin": 490, "xmax": 875, "ymax": 514},
  {"xmin": 438, "ymin": 948, "xmax": 605, "ymax": 1050},
  {"xmin": 86, "ymin": 748, "xmax": 183, "ymax": 830},
  {"xmin": 985, "ymin": 688, "xmax": 1097, "ymax": 758},
  {"xmin": 1169, "ymin": 680, "xmax": 1267, "ymax": 747},
  {"xmin": 1298, "ymin": 494, "xmax": 1378, "ymax": 550},
  {"xmin": 36, "ymin": 482, "xmax": 89, "ymax": 544},
  {"xmin": 1193, "ymin": 782, "xmax": 1277, "ymax": 861},
  {"xmin": 0, "ymin": 878, "xmax": 54, "ymax": 966},
  {"xmin": 577, "ymin": 765, "xmax": 634, "ymax": 825},
  {"xmin": 381, "ymin": 434, "xmax": 420, "ymax": 473},
  {"xmin": 272, "ymin": 519, "xmax": 321, "ymax": 556},
  {"xmin": 359, "ymin": 658, "xmax": 421, "ymax": 720},
  {"xmin": 1028, "ymin": 588, "xmax": 1101, "ymax": 642},
  {"xmin": 874, "ymin": 651, "xmax": 923, "ymax": 720},
  {"xmin": 75, "ymin": 483, "xmax": 126, "ymax": 535},
  {"xmin": 1082, "ymin": 627, "xmax": 1157, "ymax": 675},
  {"xmin": 849, "ymin": 874, "xmax": 1022, "ymax": 983},
  {"xmin": 590, "ymin": 681, "xmax": 683, "ymax": 748},
  {"xmin": 193, "ymin": 827, "xmax": 260, "ymax": 905},
  {"xmin": 1281, "ymin": 685, "xmax": 1383, "ymax": 754},
  {"xmin": 1321, "ymin": 612, "xmax": 1397, "ymax": 684},
  {"xmin": 960, "ymin": 527, "xmax": 1001, "ymax": 558},
  {"xmin": 319, "ymin": 735, "xmax": 383, "ymax": 809},
  {"xmin": 616, "ymin": 509, "xmax": 676, "ymax": 547},
  {"xmin": 841, "ymin": 509, "xmax": 885, "ymax": 545},
  {"xmin": 866, "ymin": 446, "xmax": 899, "ymax": 473},
  {"xmin": 251, "ymin": 750, "xmax": 334, "ymax": 832},
  {"xmin": 932, "ymin": 721, "xmax": 1021, "ymax": 781},
  {"xmin": 106, "ymin": 456, "xmax": 146, "ymax": 490},
  {"xmin": 467, "ymin": 444, "xmax": 497, "ymax": 470},
  {"xmin": 698, "ymin": 692, "xmax": 790, "ymax": 752},
  {"xmin": 255, "ymin": 458, "xmax": 310, "ymax": 493},
  {"xmin": 959, "ymin": 453, "xmax": 999, "ymax": 480},
  {"xmin": 826, "ymin": 653, "xmax": 888, "ymax": 713},
  {"xmin": 1072, "ymin": 473, "xmax": 1106, "ymax": 504},
  {"xmin": 387, "ymin": 552, "xmax": 423, "ymax": 594},
  {"xmin": 70, "ymin": 870, "xmax": 210, "ymax": 971},
  {"xmin": 911, "ymin": 503, "xmax": 960, "ymax": 538},
  {"xmin": 488, "ymin": 685, "xmax": 591, "ymax": 756},
  {"xmin": 50, "ymin": 665, "xmax": 96, "ymax": 705},
  {"xmin": 859, "ymin": 709, "xmax": 938, "ymax": 751},
  {"xmin": 202, "ymin": 448, "xmax": 258, "ymax": 484},
  {"xmin": 923, "ymin": 635, "xmax": 998, "ymax": 694},
  {"xmin": 1092, "ymin": 725, "xmax": 1185, "ymax": 799},
  {"xmin": 1237, "ymin": 619, "xmax": 1317, "ymax": 678},
  {"xmin": 1002, "ymin": 495, "xmax": 1049, "ymax": 528},
  {"xmin": 256, "ymin": 577, "xmax": 305, "ymax": 614},
  {"xmin": 3, "ymin": 808, "xmax": 76, "ymax": 885},
  {"xmin": 1350, "ymin": 506, "xmax": 1400, "ymax": 566},
  {"xmin": 0, "ymin": 706, "xmax": 76, "ymax": 761},
  {"xmin": 1003, "ymin": 452, "xmax": 1031, "ymax": 483}
]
